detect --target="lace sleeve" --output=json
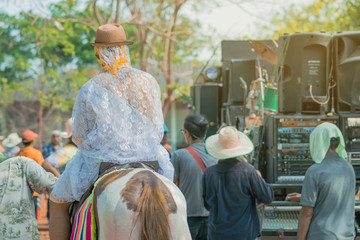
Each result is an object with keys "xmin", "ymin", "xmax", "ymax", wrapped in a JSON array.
[{"xmin": 72, "ymin": 84, "xmax": 97, "ymax": 149}]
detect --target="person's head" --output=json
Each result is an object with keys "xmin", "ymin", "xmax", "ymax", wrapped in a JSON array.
[
  {"xmin": 182, "ymin": 114, "xmax": 209, "ymax": 144},
  {"xmin": 51, "ymin": 130, "xmax": 62, "ymax": 146},
  {"xmin": 91, "ymin": 24, "xmax": 133, "ymax": 74},
  {"xmin": 21, "ymin": 130, "xmax": 38, "ymax": 147},
  {"xmin": 309, "ymin": 122, "xmax": 347, "ymax": 163},
  {"xmin": 205, "ymin": 126, "xmax": 254, "ymax": 160}
]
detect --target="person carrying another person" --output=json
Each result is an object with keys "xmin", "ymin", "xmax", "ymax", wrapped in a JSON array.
[
  {"xmin": 2, "ymin": 132, "xmax": 22, "ymax": 157},
  {"xmin": 171, "ymin": 114, "xmax": 217, "ymax": 239},
  {"xmin": 0, "ymin": 154, "xmax": 57, "ymax": 239},
  {"xmin": 294, "ymin": 122, "xmax": 355, "ymax": 240},
  {"xmin": 49, "ymin": 23, "xmax": 173, "ymax": 239},
  {"xmin": 202, "ymin": 126, "xmax": 273, "ymax": 240},
  {"xmin": 42, "ymin": 130, "xmax": 63, "ymax": 159}
]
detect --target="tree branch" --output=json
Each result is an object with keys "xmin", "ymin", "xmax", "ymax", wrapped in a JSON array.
[
  {"xmin": 115, "ymin": 0, "xmax": 120, "ymax": 24},
  {"xmin": 93, "ymin": 0, "xmax": 103, "ymax": 25}
]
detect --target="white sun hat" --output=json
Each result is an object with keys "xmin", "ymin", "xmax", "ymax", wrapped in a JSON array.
[
  {"xmin": 205, "ymin": 126, "xmax": 254, "ymax": 160},
  {"xmin": 3, "ymin": 133, "xmax": 22, "ymax": 148}
]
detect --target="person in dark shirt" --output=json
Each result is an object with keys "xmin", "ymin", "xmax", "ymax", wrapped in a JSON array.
[{"xmin": 203, "ymin": 126, "xmax": 273, "ymax": 240}]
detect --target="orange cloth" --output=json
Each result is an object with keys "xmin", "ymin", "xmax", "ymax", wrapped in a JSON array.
[
  {"xmin": 18, "ymin": 146, "xmax": 44, "ymax": 166},
  {"xmin": 18, "ymin": 146, "xmax": 45, "ymax": 197}
]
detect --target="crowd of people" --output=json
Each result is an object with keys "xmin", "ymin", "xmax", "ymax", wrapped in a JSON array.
[{"xmin": 0, "ymin": 23, "xmax": 357, "ymax": 240}]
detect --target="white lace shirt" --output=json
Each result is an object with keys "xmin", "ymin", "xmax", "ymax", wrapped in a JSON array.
[{"xmin": 51, "ymin": 63, "xmax": 174, "ymax": 202}]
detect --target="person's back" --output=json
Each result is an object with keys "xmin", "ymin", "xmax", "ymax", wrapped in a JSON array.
[
  {"xmin": 172, "ymin": 142, "xmax": 217, "ymax": 216},
  {"xmin": 0, "ymin": 156, "xmax": 57, "ymax": 240},
  {"xmin": 301, "ymin": 152, "xmax": 355, "ymax": 239},
  {"xmin": 203, "ymin": 127, "xmax": 273, "ymax": 240},
  {"xmin": 172, "ymin": 114, "xmax": 217, "ymax": 239},
  {"xmin": 297, "ymin": 122, "xmax": 355, "ymax": 240},
  {"xmin": 203, "ymin": 158, "xmax": 273, "ymax": 240}
]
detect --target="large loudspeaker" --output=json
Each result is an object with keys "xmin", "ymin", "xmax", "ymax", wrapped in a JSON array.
[
  {"xmin": 221, "ymin": 40, "xmax": 276, "ymax": 106},
  {"xmin": 334, "ymin": 32, "xmax": 360, "ymax": 112},
  {"xmin": 191, "ymin": 84, "xmax": 222, "ymax": 137},
  {"xmin": 277, "ymin": 33, "xmax": 332, "ymax": 114},
  {"xmin": 222, "ymin": 59, "xmax": 256, "ymax": 105}
]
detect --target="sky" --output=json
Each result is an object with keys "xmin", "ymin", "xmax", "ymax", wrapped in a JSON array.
[{"xmin": 184, "ymin": 0, "xmax": 316, "ymax": 61}]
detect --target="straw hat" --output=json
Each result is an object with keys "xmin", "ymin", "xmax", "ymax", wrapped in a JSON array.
[
  {"xmin": 3, "ymin": 133, "xmax": 22, "ymax": 148},
  {"xmin": 205, "ymin": 126, "xmax": 254, "ymax": 160},
  {"xmin": 91, "ymin": 24, "xmax": 133, "ymax": 47}
]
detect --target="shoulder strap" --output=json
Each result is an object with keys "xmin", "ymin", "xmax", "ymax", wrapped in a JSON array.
[{"xmin": 185, "ymin": 147, "xmax": 206, "ymax": 172}]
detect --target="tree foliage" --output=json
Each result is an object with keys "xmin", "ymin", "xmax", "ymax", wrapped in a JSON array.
[
  {"xmin": 268, "ymin": 0, "xmax": 360, "ymax": 38},
  {"xmin": 0, "ymin": 0, "xmax": 209, "ymax": 138}
]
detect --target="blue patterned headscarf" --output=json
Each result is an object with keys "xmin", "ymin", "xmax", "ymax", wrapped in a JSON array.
[{"xmin": 310, "ymin": 122, "xmax": 347, "ymax": 163}]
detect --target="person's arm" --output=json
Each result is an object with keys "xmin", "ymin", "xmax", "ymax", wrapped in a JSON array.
[
  {"xmin": 49, "ymin": 199, "xmax": 72, "ymax": 240},
  {"xmin": 25, "ymin": 158, "xmax": 58, "ymax": 194},
  {"xmin": 71, "ymin": 88, "xmax": 95, "ymax": 149},
  {"xmin": 202, "ymin": 173, "xmax": 210, "ymax": 211},
  {"xmin": 249, "ymin": 166, "xmax": 274, "ymax": 204},
  {"xmin": 285, "ymin": 192, "xmax": 302, "ymax": 202},
  {"xmin": 42, "ymin": 160, "xmax": 60, "ymax": 178},
  {"xmin": 297, "ymin": 205, "xmax": 314, "ymax": 240}
]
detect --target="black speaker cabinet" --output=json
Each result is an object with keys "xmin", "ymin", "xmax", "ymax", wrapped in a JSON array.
[
  {"xmin": 222, "ymin": 59, "xmax": 256, "ymax": 105},
  {"xmin": 334, "ymin": 32, "xmax": 360, "ymax": 112},
  {"xmin": 277, "ymin": 33, "xmax": 332, "ymax": 114},
  {"xmin": 191, "ymin": 84, "xmax": 222, "ymax": 137}
]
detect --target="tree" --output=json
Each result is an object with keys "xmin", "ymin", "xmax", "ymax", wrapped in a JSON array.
[
  {"xmin": 1, "ymin": 0, "xmax": 210, "ymax": 141},
  {"xmin": 80, "ymin": 0, "xmax": 208, "ymax": 116},
  {"xmin": 267, "ymin": 0, "xmax": 360, "ymax": 38},
  {"xmin": 0, "ymin": 4, "xmax": 96, "ymax": 145}
]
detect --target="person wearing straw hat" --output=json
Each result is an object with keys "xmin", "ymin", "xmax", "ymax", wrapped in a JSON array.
[
  {"xmin": 296, "ymin": 123, "xmax": 355, "ymax": 240},
  {"xmin": 2, "ymin": 133, "xmax": 22, "ymax": 157},
  {"xmin": 49, "ymin": 23, "xmax": 173, "ymax": 239},
  {"xmin": 203, "ymin": 126, "xmax": 273, "ymax": 240}
]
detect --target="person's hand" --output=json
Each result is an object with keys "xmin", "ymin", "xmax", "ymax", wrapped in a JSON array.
[{"xmin": 285, "ymin": 192, "xmax": 301, "ymax": 202}]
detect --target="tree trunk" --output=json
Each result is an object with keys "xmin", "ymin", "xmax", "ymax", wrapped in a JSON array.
[{"xmin": 38, "ymin": 103, "xmax": 44, "ymax": 150}]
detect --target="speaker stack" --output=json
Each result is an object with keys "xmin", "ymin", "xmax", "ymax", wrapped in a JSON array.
[
  {"xmin": 191, "ymin": 84, "xmax": 222, "ymax": 137},
  {"xmin": 277, "ymin": 33, "xmax": 332, "ymax": 114},
  {"xmin": 334, "ymin": 32, "xmax": 360, "ymax": 113}
]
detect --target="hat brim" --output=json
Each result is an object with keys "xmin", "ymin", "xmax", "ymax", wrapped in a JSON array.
[
  {"xmin": 3, "ymin": 138, "xmax": 22, "ymax": 148},
  {"xmin": 205, "ymin": 131, "xmax": 254, "ymax": 160},
  {"xmin": 60, "ymin": 131, "xmax": 72, "ymax": 138},
  {"xmin": 91, "ymin": 41, "xmax": 134, "ymax": 47}
]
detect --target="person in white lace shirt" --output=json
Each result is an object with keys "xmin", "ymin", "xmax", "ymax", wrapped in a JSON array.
[{"xmin": 49, "ymin": 24, "xmax": 174, "ymax": 239}]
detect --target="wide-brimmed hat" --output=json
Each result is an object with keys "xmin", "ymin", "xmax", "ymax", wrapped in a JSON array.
[
  {"xmin": 3, "ymin": 133, "xmax": 22, "ymax": 148},
  {"xmin": 21, "ymin": 130, "xmax": 38, "ymax": 143},
  {"xmin": 91, "ymin": 24, "xmax": 133, "ymax": 47},
  {"xmin": 205, "ymin": 126, "xmax": 254, "ymax": 160}
]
